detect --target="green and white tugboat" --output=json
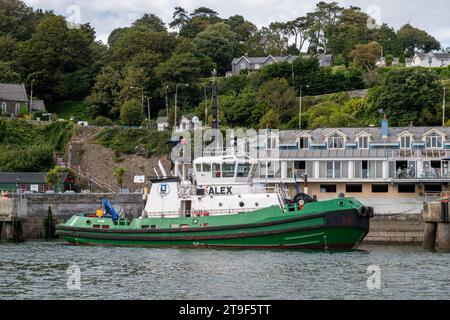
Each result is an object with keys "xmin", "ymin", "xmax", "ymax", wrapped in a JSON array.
[{"xmin": 56, "ymin": 155, "xmax": 373, "ymax": 250}]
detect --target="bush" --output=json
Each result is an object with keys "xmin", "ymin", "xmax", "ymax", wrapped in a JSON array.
[
  {"xmin": 120, "ymin": 99, "xmax": 144, "ymax": 126},
  {"xmin": 93, "ymin": 116, "xmax": 114, "ymax": 126}
]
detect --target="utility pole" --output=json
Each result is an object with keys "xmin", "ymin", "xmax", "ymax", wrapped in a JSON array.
[
  {"xmin": 444, "ymin": 87, "xmax": 447, "ymax": 127},
  {"xmin": 147, "ymin": 97, "xmax": 151, "ymax": 129},
  {"xmin": 165, "ymin": 86, "xmax": 169, "ymax": 119},
  {"xmin": 299, "ymin": 85, "xmax": 309, "ymax": 131},
  {"xmin": 175, "ymin": 83, "xmax": 189, "ymax": 131}
]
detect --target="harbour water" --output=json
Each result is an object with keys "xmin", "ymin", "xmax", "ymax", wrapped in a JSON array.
[{"xmin": 0, "ymin": 241, "xmax": 448, "ymax": 300}]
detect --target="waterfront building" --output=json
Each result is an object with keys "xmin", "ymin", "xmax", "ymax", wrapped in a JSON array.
[{"xmin": 199, "ymin": 118, "xmax": 450, "ymax": 214}]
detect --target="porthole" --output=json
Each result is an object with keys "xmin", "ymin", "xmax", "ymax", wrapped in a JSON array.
[
  {"xmin": 219, "ymin": 203, "xmax": 223, "ymax": 207},
  {"xmin": 255, "ymin": 202, "xmax": 259, "ymax": 207},
  {"xmin": 86, "ymin": 220, "xmax": 91, "ymax": 225},
  {"xmin": 239, "ymin": 202, "xmax": 245, "ymax": 208}
]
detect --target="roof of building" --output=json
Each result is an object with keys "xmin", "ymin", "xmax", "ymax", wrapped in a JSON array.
[
  {"xmin": 156, "ymin": 116, "xmax": 168, "ymax": 124},
  {"xmin": 30, "ymin": 100, "xmax": 45, "ymax": 111},
  {"xmin": 264, "ymin": 126, "xmax": 450, "ymax": 145},
  {"xmin": 0, "ymin": 83, "xmax": 28, "ymax": 102},
  {"xmin": 416, "ymin": 52, "xmax": 450, "ymax": 60},
  {"xmin": 232, "ymin": 54, "xmax": 333, "ymax": 65},
  {"xmin": 0, "ymin": 172, "xmax": 68, "ymax": 184}
]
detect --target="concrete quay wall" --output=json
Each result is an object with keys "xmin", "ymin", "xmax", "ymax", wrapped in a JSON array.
[{"xmin": 0, "ymin": 193, "xmax": 145, "ymax": 240}]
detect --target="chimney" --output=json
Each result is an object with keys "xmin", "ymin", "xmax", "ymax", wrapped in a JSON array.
[{"xmin": 381, "ymin": 114, "xmax": 389, "ymax": 139}]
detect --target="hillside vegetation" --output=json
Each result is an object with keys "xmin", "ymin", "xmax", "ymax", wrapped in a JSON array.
[{"xmin": 0, "ymin": 119, "xmax": 75, "ymax": 171}]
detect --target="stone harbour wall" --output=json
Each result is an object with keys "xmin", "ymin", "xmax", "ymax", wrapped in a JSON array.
[{"xmin": 1, "ymin": 193, "xmax": 145, "ymax": 240}]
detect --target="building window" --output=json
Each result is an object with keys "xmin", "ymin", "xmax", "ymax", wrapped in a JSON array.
[
  {"xmin": 398, "ymin": 184, "xmax": 415, "ymax": 193},
  {"xmin": 372, "ymin": 184, "xmax": 389, "ymax": 193},
  {"xmin": 298, "ymin": 137, "xmax": 309, "ymax": 150},
  {"xmin": 255, "ymin": 63, "xmax": 261, "ymax": 69},
  {"xmin": 400, "ymin": 136, "xmax": 412, "ymax": 149},
  {"xmin": 15, "ymin": 103, "xmax": 20, "ymax": 114},
  {"xmin": 240, "ymin": 63, "xmax": 247, "ymax": 70},
  {"xmin": 320, "ymin": 184, "xmax": 336, "ymax": 193},
  {"xmin": 327, "ymin": 134, "xmax": 344, "ymax": 149},
  {"xmin": 346, "ymin": 184, "xmax": 363, "ymax": 193},
  {"xmin": 426, "ymin": 133, "xmax": 443, "ymax": 149},
  {"xmin": 424, "ymin": 184, "xmax": 442, "ymax": 192},
  {"xmin": 1, "ymin": 102, "xmax": 6, "ymax": 113},
  {"xmin": 358, "ymin": 136, "xmax": 369, "ymax": 149},
  {"xmin": 320, "ymin": 161, "xmax": 348, "ymax": 179}
]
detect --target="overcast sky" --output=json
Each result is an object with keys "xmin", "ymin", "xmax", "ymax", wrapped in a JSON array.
[{"xmin": 24, "ymin": 0, "xmax": 450, "ymax": 48}]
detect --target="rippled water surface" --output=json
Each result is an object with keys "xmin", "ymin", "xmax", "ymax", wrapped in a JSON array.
[{"xmin": 0, "ymin": 241, "xmax": 449, "ymax": 300}]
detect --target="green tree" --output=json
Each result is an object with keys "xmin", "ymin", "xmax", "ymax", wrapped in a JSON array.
[
  {"xmin": 45, "ymin": 167, "xmax": 62, "ymax": 191},
  {"xmin": 225, "ymin": 15, "xmax": 256, "ymax": 43},
  {"xmin": 256, "ymin": 78, "xmax": 297, "ymax": 122},
  {"xmin": 259, "ymin": 109, "xmax": 280, "ymax": 128},
  {"xmin": 169, "ymin": 6, "xmax": 189, "ymax": 32},
  {"xmin": 113, "ymin": 167, "xmax": 126, "ymax": 190},
  {"xmin": 372, "ymin": 68, "xmax": 444, "ymax": 126},
  {"xmin": 120, "ymin": 99, "xmax": 144, "ymax": 126},
  {"xmin": 397, "ymin": 24, "xmax": 441, "ymax": 57},
  {"xmin": 132, "ymin": 13, "xmax": 166, "ymax": 32},
  {"xmin": 194, "ymin": 23, "xmax": 237, "ymax": 74},
  {"xmin": 348, "ymin": 41, "xmax": 382, "ymax": 71},
  {"xmin": 0, "ymin": 61, "xmax": 20, "ymax": 82},
  {"xmin": 85, "ymin": 65, "xmax": 121, "ymax": 118}
]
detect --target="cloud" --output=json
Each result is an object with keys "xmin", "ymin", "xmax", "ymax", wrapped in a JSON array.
[{"xmin": 24, "ymin": 0, "xmax": 450, "ymax": 47}]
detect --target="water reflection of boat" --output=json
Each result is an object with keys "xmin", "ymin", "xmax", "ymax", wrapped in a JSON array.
[{"xmin": 56, "ymin": 155, "xmax": 373, "ymax": 250}]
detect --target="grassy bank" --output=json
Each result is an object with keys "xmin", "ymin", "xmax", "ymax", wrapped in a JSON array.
[{"xmin": 0, "ymin": 118, "xmax": 75, "ymax": 172}]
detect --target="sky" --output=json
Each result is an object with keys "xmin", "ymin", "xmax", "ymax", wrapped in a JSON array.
[{"xmin": 24, "ymin": 0, "xmax": 450, "ymax": 48}]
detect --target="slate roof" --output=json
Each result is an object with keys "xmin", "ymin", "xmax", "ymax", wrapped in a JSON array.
[
  {"xmin": 0, "ymin": 172, "xmax": 68, "ymax": 184},
  {"xmin": 30, "ymin": 100, "xmax": 45, "ymax": 111},
  {"xmin": 0, "ymin": 83, "xmax": 28, "ymax": 102},
  {"xmin": 264, "ymin": 126, "xmax": 450, "ymax": 145}
]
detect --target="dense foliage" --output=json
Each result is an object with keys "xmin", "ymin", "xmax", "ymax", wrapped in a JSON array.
[
  {"xmin": 0, "ymin": 119, "xmax": 75, "ymax": 171},
  {"xmin": 0, "ymin": 0, "xmax": 449, "ymax": 135}
]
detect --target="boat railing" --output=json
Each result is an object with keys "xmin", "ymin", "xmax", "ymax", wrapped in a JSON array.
[
  {"xmin": 145, "ymin": 207, "xmax": 263, "ymax": 218},
  {"xmin": 178, "ymin": 185, "xmax": 281, "ymax": 197}
]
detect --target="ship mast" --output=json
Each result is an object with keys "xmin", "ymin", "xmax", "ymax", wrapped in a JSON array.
[{"xmin": 211, "ymin": 69, "xmax": 219, "ymax": 130}]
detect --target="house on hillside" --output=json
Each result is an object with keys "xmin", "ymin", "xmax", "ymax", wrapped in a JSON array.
[
  {"xmin": 0, "ymin": 83, "xmax": 28, "ymax": 116},
  {"xmin": 230, "ymin": 54, "xmax": 333, "ymax": 76},
  {"xmin": 156, "ymin": 116, "xmax": 169, "ymax": 132},
  {"xmin": 410, "ymin": 52, "xmax": 450, "ymax": 67},
  {"xmin": 376, "ymin": 57, "xmax": 413, "ymax": 67},
  {"xmin": 30, "ymin": 100, "xmax": 46, "ymax": 112}
]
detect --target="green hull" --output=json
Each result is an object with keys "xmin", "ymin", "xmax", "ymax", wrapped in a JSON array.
[{"xmin": 56, "ymin": 198, "xmax": 372, "ymax": 250}]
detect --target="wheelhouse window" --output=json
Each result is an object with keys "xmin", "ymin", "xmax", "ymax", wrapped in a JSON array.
[
  {"xmin": 237, "ymin": 163, "xmax": 252, "ymax": 178},
  {"xmin": 426, "ymin": 133, "xmax": 443, "ymax": 149},
  {"xmin": 358, "ymin": 136, "xmax": 369, "ymax": 149},
  {"xmin": 212, "ymin": 163, "xmax": 221, "ymax": 178},
  {"xmin": 327, "ymin": 134, "xmax": 344, "ymax": 149},
  {"xmin": 298, "ymin": 137, "xmax": 309, "ymax": 150},
  {"xmin": 222, "ymin": 163, "xmax": 235, "ymax": 178},
  {"xmin": 400, "ymin": 136, "xmax": 412, "ymax": 149}
]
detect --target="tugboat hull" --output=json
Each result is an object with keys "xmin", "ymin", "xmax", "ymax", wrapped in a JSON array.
[{"xmin": 57, "ymin": 198, "xmax": 372, "ymax": 250}]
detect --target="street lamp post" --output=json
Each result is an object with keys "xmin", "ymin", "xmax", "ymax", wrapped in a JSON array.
[
  {"xmin": 165, "ymin": 86, "xmax": 169, "ymax": 118},
  {"xmin": 175, "ymin": 83, "xmax": 189, "ymax": 131},
  {"xmin": 444, "ymin": 87, "xmax": 447, "ymax": 127},
  {"xmin": 130, "ymin": 86, "xmax": 145, "ymax": 126},
  {"xmin": 299, "ymin": 84, "xmax": 309, "ymax": 131}
]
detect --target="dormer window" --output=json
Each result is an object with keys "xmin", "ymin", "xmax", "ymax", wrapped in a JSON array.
[
  {"xmin": 358, "ymin": 136, "xmax": 369, "ymax": 149},
  {"xmin": 401, "ymin": 136, "xmax": 412, "ymax": 149},
  {"xmin": 328, "ymin": 134, "xmax": 344, "ymax": 149},
  {"xmin": 298, "ymin": 137, "xmax": 309, "ymax": 150},
  {"xmin": 426, "ymin": 133, "xmax": 443, "ymax": 149}
]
